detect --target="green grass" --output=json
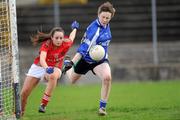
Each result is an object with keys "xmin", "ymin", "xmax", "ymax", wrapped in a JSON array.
[{"xmin": 21, "ymin": 80, "xmax": 180, "ymax": 120}]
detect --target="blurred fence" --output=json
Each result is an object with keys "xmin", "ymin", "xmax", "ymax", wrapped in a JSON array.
[
  {"xmin": 17, "ymin": 0, "xmax": 180, "ymax": 82},
  {"xmin": 17, "ymin": 0, "xmax": 180, "ymax": 46}
]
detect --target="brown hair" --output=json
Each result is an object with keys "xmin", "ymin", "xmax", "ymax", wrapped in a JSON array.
[
  {"xmin": 31, "ymin": 27, "xmax": 64, "ymax": 46},
  {"xmin": 98, "ymin": 1, "xmax": 116, "ymax": 18}
]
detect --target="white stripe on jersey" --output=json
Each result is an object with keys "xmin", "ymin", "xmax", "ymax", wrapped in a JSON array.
[
  {"xmin": 83, "ymin": 38, "xmax": 91, "ymax": 45},
  {"xmin": 87, "ymin": 27, "xmax": 100, "ymax": 52}
]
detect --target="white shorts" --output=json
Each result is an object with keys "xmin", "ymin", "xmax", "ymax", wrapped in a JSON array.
[
  {"xmin": 26, "ymin": 64, "xmax": 61, "ymax": 80},
  {"xmin": 26, "ymin": 64, "xmax": 46, "ymax": 79}
]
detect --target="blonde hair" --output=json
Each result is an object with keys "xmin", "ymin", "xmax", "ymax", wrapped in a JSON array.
[
  {"xmin": 31, "ymin": 27, "xmax": 64, "ymax": 46},
  {"xmin": 98, "ymin": 1, "xmax": 116, "ymax": 18}
]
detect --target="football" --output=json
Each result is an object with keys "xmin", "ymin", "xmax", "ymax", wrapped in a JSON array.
[{"xmin": 89, "ymin": 45, "xmax": 105, "ymax": 61}]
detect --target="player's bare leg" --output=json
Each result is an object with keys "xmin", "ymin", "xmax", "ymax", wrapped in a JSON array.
[
  {"xmin": 39, "ymin": 68, "xmax": 61, "ymax": 113},
  {"xmin": 66, "ymin": 68, "xmax": 81, "ymax": 84},
  {"xmin": 21, "ymin": 76, "xmax": 39, "ymax": 115},
  {"xmin": 45, "ymin": 68, "xmax": 61, "ymax": 95},
  {"xmin": 63, "ymin": 54, "xmax": 81, "ymax": 84},
  {"xmin": 93, "ymin": 62, "xmax": 112, "ymax": 115}
]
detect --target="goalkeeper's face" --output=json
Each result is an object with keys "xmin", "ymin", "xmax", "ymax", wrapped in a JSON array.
[
  {"xmin": 98, "ymin": 11, "xmax": 112, "ymax": 27},
  {"xmin": 51, "ymin": 31, "xmax": 64, "ymax": 46}
]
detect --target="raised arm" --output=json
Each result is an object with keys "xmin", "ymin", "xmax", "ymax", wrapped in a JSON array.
[
  {"xmin": 69, "ymin": 29, "xmax": 77, "ymax": 42},
  {"xmin": 69, "ymin": 21, "xmax": 79, "ymax": 41}
]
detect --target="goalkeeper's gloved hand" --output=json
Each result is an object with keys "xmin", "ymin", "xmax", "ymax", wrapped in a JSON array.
[
  {"xmin": 63, "ymin": 60, "xmax": 74, "ymax": 73},
  {"xmin": 46, "ymin": 67, "xmax": 54, "ymax": 74},
  {"xmin": 71, "ymin": 21, "xmax": 79, "ymax": 30}
]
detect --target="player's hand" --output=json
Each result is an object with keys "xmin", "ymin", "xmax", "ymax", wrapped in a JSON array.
[
  {"xmin": 46, "ymin": 67, "xmax": 54, "ymax": 74},
  {"xmin": 71, "ymin": 21, "xmax": 79, "ymax": 30},
  {"xmin": 63, "ymin": 60, "xmax": 74, "ymax": 73}
]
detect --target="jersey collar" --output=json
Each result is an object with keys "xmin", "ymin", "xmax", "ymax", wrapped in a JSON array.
[{"xmin": 96, "ymin": 19, "xmax": 108, "ymax": 29}]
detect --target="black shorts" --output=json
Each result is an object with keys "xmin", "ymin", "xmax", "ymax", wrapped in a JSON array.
[{"xmin": 73, "ymin": 58, "xmax": 109, "ymax": 75}]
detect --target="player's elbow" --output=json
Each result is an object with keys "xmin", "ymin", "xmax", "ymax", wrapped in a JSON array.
[{"xmin": 69, "ymin": 36, "xmax": 75, "ymax": 41}]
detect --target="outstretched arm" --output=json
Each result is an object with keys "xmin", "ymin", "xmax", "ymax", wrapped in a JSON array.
[
  {"xmin": 69, "ymin": 21, "xmax": 79, "ymax": 42},
  {"xmin": 69, "ymin": 29, "xmax": 77, "ymax": 42}
]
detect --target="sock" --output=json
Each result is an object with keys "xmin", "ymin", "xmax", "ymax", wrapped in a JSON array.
[
  {"xmin": 41, "ymin": 93, "xmax": 51, "ymax": 106},
  {"xmin": 99, "ymin": 99, "xmax": 107, "ymax": 109}
]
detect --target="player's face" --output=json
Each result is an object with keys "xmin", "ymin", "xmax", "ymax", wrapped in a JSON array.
[
  {"xmin": 51, "ymin": 31, "xmax": 64, "ymax": 46},
  {"xmin": 98, "ymin": 12, "xmax": 112, "ymax": 27}
]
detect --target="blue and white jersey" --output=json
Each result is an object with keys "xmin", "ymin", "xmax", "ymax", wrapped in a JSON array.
[{"xmin": 77, "ymin": 19, "xmax": 112, "ymax": 63}]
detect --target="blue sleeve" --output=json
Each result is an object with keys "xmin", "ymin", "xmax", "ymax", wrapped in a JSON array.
[
  {"xmin": 77, "ymin": 23, "xmax": 97, "ymax": 57},
  {"xmin": 77, "ymin": 41, "xmax": 89, "ymax": 57}
]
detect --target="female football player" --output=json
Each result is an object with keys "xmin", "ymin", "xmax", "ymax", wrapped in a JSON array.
[
  {"xmin": 20, "ymin": 21, "xmax": 79, "ymax": 115},
  {"xmin": 64, "ymin": 2, "xmax": 115, "ymax": 116}
]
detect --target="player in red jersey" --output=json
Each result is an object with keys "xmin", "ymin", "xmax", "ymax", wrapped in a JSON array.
[{"xmin": 20, "ymin": 21, "xmax": 79, "ymax": 115}]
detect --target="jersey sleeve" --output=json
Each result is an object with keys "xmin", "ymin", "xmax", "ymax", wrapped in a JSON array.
[
  {"xmin": 77, "ymin": 23, "xmax": 98, "ymax": 57},
  {"xmin": 64, "ymin": 40, "xmax": 73, "ymax": 48},
  {"xmin": 40, "ymin": 41, "xmax": 50, "ymax": 52},
  {"xmin": 62, "ymin": 40, "xmax": 73, "ymax": 53}
]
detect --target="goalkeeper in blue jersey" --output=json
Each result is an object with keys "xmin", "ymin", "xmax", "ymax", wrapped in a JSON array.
[{"xmin": 63, "ymin": 1, "xmax": 115, "ymax": 116}]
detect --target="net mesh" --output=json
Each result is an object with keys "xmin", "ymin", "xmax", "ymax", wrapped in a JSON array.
[{"xmin": 0, "ymin": 0, "xmax": 16, "ymax": 119}]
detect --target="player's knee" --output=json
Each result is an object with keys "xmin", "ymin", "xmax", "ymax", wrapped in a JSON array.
[
  {"xmin": 49, "ymin": 74, "xmax": 58, "ymax": 81},
  {"xmin": 67, "ymin": 74, "xmax": 80, "ymax": 84},
  {"xmin": 103, "ymin": 75, "xmax": 112, "ymax": 84},
  {"xmin": 69, "ymin": 77, "xmax": 78, "ymax": 84},
  {"xmin": 71, "ymin": 78, "xmax": 78, "ymax": 84}
]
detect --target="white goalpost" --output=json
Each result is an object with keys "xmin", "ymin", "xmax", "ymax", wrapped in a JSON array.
[{"xmin": 0, "ymin": 0, "xmax": 21, "ymax": 119}]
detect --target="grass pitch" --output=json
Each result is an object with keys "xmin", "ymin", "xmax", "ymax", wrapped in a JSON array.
[{"xmin": 21, "ymin": 80, "xmax": 180, "ymax": 120}]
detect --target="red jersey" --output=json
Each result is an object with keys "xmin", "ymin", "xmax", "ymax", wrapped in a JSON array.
[{"xmin": 34, "ymin": 39, "xmax": 73, "ymax": 69}]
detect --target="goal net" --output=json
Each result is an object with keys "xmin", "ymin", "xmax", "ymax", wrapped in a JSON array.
[{"xmin": 0, "ymin": 0, "xmax": 21, "ymax": 119}]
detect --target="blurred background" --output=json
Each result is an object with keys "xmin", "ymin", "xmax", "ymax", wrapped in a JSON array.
[{"xmin": 16, "ymin": 0, "xmax": 180, "ymax": 84}]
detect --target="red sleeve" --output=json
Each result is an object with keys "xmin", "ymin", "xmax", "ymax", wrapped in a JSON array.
[
  {"xmin": 64, "ymin": 40, "xmax": 73, "ymax": 48},
  {"xmin": 64, "ymin": 35, "xmax": 69, "ymax": 39},
  {"xmin": 40, "ymin": 41, "xmax": 50, "ymax": 52},
  {"xmin": 64, "ymin": 35, "xmax": 73, "ymax": 45},
  {"xmin": 63, "ymin": 35, "xmax": 73, "ymax": 48},
  {"xmin": 61, "ymin": 40, "xmax": 73, "ymax": 54}
]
